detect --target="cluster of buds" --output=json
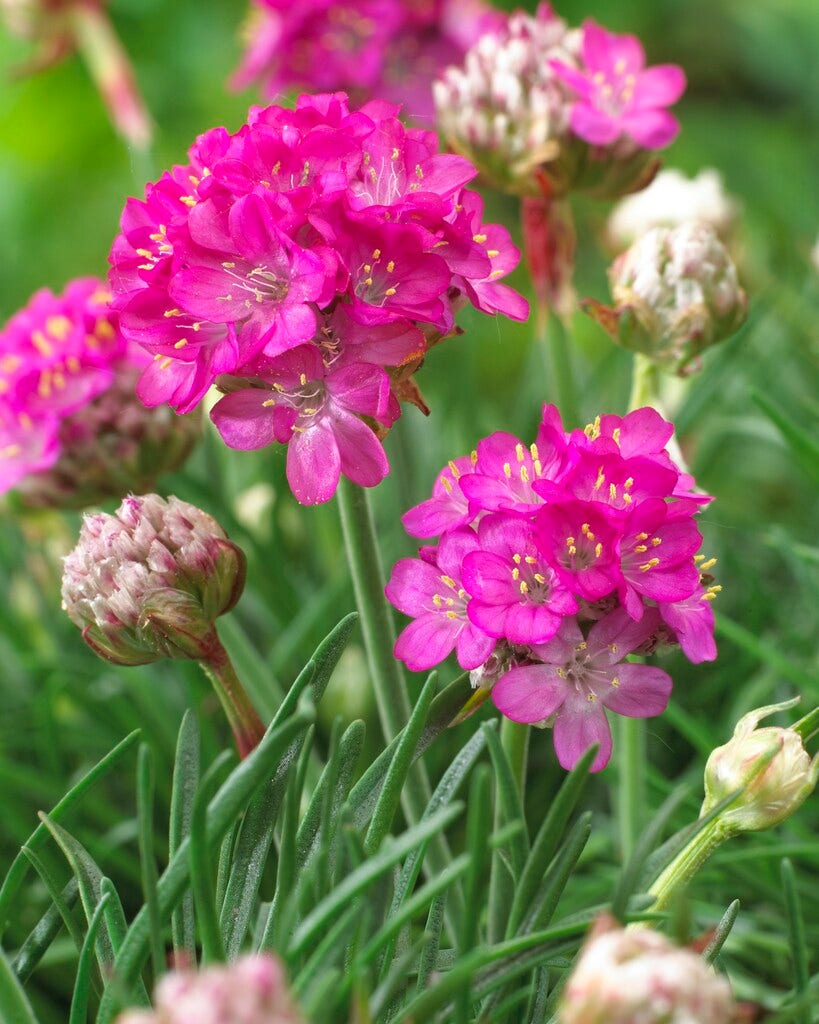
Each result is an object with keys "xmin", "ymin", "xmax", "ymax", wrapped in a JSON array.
[
  {"xmin": 559, "ymin": 916, "xmax": 738, "ymax": 1024},
  {"xmin": 108, "ymin": 92, "xmax": 528, "ymax": 505},
  {"xmin": 62, "ymin": 493, "xmax": 264, "ymax": 754},
  {"xmin": 434, "ymin": 5, "xmax": 685, "ymax": 199},
  {"xmin": 1, "ymin": 0, "xmax": 151, "ymax": 148},
  {"xmin": 584, "ymin": 222, "xmax": 747, "ymax": 376},
  {"xmin": 0, "ymin": 278, "xmax": 199, "ymax": 509},
  {"xmin": 386, "ymin": 404, "xmax": 717, "ymax": 772},
  {"xmin": 117, "ymin": 954, "xmax": 303, "ymax": 1024},
  {"xmin": 231, "ymin": 0, "xmax": 503, "ymax": 124},
  {"xmin": 607, "ymin": 168, "xmax": 740, "ymax": 250}
]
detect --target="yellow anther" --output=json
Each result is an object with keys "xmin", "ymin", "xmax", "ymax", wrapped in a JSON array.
[
  {"xmin": 694, "ymin": 554, "xmax": 704, "ymax": 562},
  {"xmin": 391, "ymin": 147, "xmax": 400, "ymax": 160},
  {"xmin": 635, "ymin": 532, "xmax": 649, "ymax": 542},
  {"xmin": 364, "ymin": 276, "xmax": 374, "ymax": 286},
  {"xmin": 609, "ymin": 644, "xmax": 618, "ymax": 653},
  {"xmin": 567, "ymin": 544, "xmax": 577, "ymax": 556},
  {"xmin": 440, "ymin": 575, "xmax": 457, "ymax": 589},
  {"xmin": 445, "ymin": 611, "xmax": 459, "ymax": 619},
  {"xmin": 470, "ymin": 449, "xmax": 478, "ymax": 464},
  {"xmin": 702, "ymin": 592, "xmax": 718, "ymax": 602},
  {"xmin": 221, "ymin": 261, "xmax": 236, "ymax": 269},
  {"xmin": 372, "ymin": 248, "xmax": 381, "ymax": 259},
  {"xmin": 614, "ymin": 58, "xmax": 627, "ymax": 74},
  {"xmin": 611, "ymin": 676, "xmax": 620, "ymax": 687},
  {"xmin": 458, "ymin": 589, "xmax": 466, "ymax": 599},
  {"xmin": 18, "ymin": 412, "xmax": 32, "ymax": 430},
  {"xmin": 174, "ymin": 339, "xmax": 187, "ymax": 349},
  {"xmin": 445, "ymin": 597, "xmax": 455, "ymax": 606},
  {"xmin": 576, "ymin": 641, "xmax": 587, "ymax": 651},
  {"xmin": 385, "ymin": 287, "xmax": 397, "ymax": 296},
  {"xmin": 639, "ymin": 558, "xmax": 660, "ymax": 572},
  {"xmin": 415, "ymin": 164, "xmax": 424, "ymax": 179},
  {"xmin": 512, "ymin": 553, "xmax": 522, "ymax": 564},
  {"xmin": 515, "ymin": 442, "xmax": 525, "ymax": 462},
  {"xmin": 634, "ymin": 544, "xmax": 648, "ymax": 553},
  {"xmin": 594, "ymin": 466, "xmax": 605, "ymax": 490},
  {"xmin": 611, "ymin": 427, "xmax": 621, "ymax": 444},
  {"xmin": 533, "ymin": 573, "xmax": 546, "ymax": 584},
  {"xmin": 594, "ymin": 543, "xmax": 603, "ymax": 558},
  {"xmin": 584, "ymin": 415, "xmax": 601, "ymax": 440},
  {"xmin": 432, "ymin": 594, "xmax": 443, "ymax": 607},
  {"xmin": 271, "ymin": 161, "xmax": 281, "ymax": 174},
  {"xmin": 181, "ymin": 196, "xmax": 196, "ymax": 207},
  {"xmin": 587, "ymin": 692, "xmax": 597, "ymax": 702},
  {"xmin": 0, "ymin": 444, "xmax": 21, "ymax": 458},
  {"xmin": 473, "ymin": 233, "xmax": 487, "ymax": 243},
  {"xmin": 66, "ymin": 355, "xmax": 81, "ymax": 373},
  {"xmin": 164, "ymin": 308, "xmax": 182, "ymax": 317},
  {"xmin": 699, "ymin": 557, "xmax": 717, "ymax": 571},
  {"xmin": 609, "ymin": 483, "xmax": 618, "ymax": 501},
  {"xmin": 581, "ymin": 523, "xmax": 594, "ymax": 538},
  {"xmin": 46, "ymin": 315, "xmax": 71, "ymax": 340},
  {"xmin": 566, "ymin": 536, "xmax": 575, "ymax": 547},
  {"xmin": 512, "ymin": 567, "xmax": 520, "ymax": 581},
  {"xmin": 31, "ymin": 330, "xmax": 53, "ymax": 356},
  {"xmin": 503, "ymin": 462, "xmax": 512, "ymax": 478},
  {"xmin": 96, "ymin": 321, "xmax": 115, "ymax": 340},
  {"xmin": 524, "ymin": 556, "xmax": 537, "ymax": 565},
  {"xmin": 364, "ymin": 264, "xmax": 372, "ymax": 273},
  {"xmin": 624, "ymin": 477, "xmax": 634, "ymax": 490},
  {"xmin": 441, "ymin": 476, "xmax": 452, "ymax": 493},
  {"xmin": 159, "ymin": 357, "xmax": 172, "ymax": 370},
  {"xmin": 487, "ymin": 249, "xmax": 500, "ymax": 258},
  {"xmin": 519, "ymin": 580, "xmax": 529, "ymax": 595},
  {"xmin": 533, "ymin": 459, "xmax": 542, "ymax": 475},
  {"xmin": 262, "ymin": 398, "xmax": 276, "ymax": 407},
  {"xmin": 530, "ymin": 442, "xmax": 539, "ymax": 460},
  {"xmin": 520, "ymin": 465, "xmax": 529, "ymax": 483},
  {"xmin": 386, "ymin": 260, "xmax": 395, "ymax": 272},
  {"xmin": 557, "ymin": 667, "xmax": 567, "ymax": 678}
]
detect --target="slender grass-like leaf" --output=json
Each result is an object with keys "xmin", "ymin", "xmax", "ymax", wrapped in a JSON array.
[
  {"xmin": 751, "ymin": 390, "xmax": 819, "ymax": 487},
  {"xmin": 456, "ymin": 766, "xmax": 492, "ymax": 1024},
  {"xmin": 610, "ymin": 784, "xmax": 689, "ymax": 922},
  {"xmin": 169, "ymin": 711, "xmax": 199, "ymax": 963},
  {"xmin": 0, "ymin": 949, "xmax": 39, "ymax": 1024},
  {"xmin": 136, "ymin": 745, "xmax": 163, "ymax": 980},
  {"xmin": 368, "ymin": 935, "xmax": 427, "ymax": 1021},
  {"xmin": 292, "ymin": 902, "xmax": 363, "ymax": 1001},
  {"xmin": 506, "ymin": 745, "xmax": 596, "ymax": 938},
  {"xmin": 781, "ymin": 859, "xmax": 810, "ymax": 1024},
  {"xmin": 0, "ymin": 730, "xmax": 140, "ymax": 937},
  {"xmin": 68, "ymin": 894, "xmax": 110, "ymax": 1024},
  {"xmin": 12, "ymin": 878, "xmax": 79, "ymax": 984},
  {"xmin": 703, "ymin": 900, "xmax": 740, "ymax": 965},
  {"xmin": 364, "ymin": 672, "xmax": 438, "ymax": 856},
  {"xmin": 95, "ymin": 704, "xmax": 315, "ymax": 1024},
  {"xmin": 521, "ymin": 812, "xmax": 593, "ymax": 935},
  {"xmin": 20, "ymin": 849, "xmax": 85, "ymax": 961},
  {"xmin": 189, "ymin": 750, "xmax": 234, "ymax": 964},
  {"xmin": 483, "ymin": 723, "xmax": 529, "ymax": 878},
  {"xmin": 287, "ymin": 803, "xmax": 463, "ymax": 958},
  {"xmin": 415, "ymin": 895, "xmax": 445, "ymax": 996}
]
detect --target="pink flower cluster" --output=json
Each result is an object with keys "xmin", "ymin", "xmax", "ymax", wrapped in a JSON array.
[
  {"xmin": 386, "ymin": 405, "xmax": 718, "ymax": 771},
  {"xmin": 109, "ymin": 92, "xmax": 527, "ymax": 505},
  {"xmin": 232, "ymin": 0, "xmax": 502, "ymax": 123},
  {"xmin": 0, "ymin": 277, "xmax": 142, "ymax": 495}
]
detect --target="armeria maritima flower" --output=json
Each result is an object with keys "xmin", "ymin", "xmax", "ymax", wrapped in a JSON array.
[
  {"xmin": 386, "ymin": 404, "xmax": 718, "ymax": 771},
  {"xmin": 0, "ymin": 278, "xmax": 198, "ymax": 509},
  {"xmin": 109, "ymin": 92, "xmax": 527, "ymax": 504},
  {"xmin": 117, "ymin": 954, "xmax": 303, "ymax": 1024},
  {"xmin": 231, "ymin": 0, "xmax": 503, "ymax": 124}
]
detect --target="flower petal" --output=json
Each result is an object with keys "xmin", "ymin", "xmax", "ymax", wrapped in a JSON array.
[
  {"xmin": 604, "ymin": 663, "xmax": 672, "ymax": 718},
  {"xmin": 553, "ymin": 700, "xmax": 612, "ymax": 772},
  {"xmin": 569, "ymin": 103, "xmax": 622, "ymax": 146},
  {"xmin": 621, "ymin": 109, "xmax": 681, "ymax": 149},
  {"xmin": 493, "ymin": 664, "xmax": 566, "ymax": 724}
]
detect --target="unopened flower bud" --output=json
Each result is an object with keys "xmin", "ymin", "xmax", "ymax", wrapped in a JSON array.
[
  {"xmin": 560, "ymin": 916, "xmax": 737, "ymax": 1024},
  {"xmin": 116, "ymin": 953, "xmax": 304, "ymax": 1024},
  {"xmin": 584, "ymin": 222, "xmax": 747, "ymax": 375},
  {"xmin": 607, "ymin": 168, "xmax": 740, "ymax": 250},
  {"xmin": 701, "ymin": 699, "xmax": 819, "ymax": 834},
  {"xmin": 62, "ymin": 494, "xmax": 245, "ymax": 666}
]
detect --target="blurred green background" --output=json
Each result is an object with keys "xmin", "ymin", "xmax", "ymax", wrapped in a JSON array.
[{"xmin": 0, "ymin": 0, "xmax": 818, "ymax": 1018}]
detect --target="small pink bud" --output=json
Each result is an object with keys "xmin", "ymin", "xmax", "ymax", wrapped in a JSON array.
[
  {"xmin": 62, "ymin": 494, "xmax": 245, "ymax": 666},
  {"xmin": 560, "ymin": 916, "xmax": 738, "ymax": 1024}
]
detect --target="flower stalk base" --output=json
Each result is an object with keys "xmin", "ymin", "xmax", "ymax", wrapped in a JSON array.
[{"xmin": 199, "ymin": 634, "xmax": 266, "ymax": 759}]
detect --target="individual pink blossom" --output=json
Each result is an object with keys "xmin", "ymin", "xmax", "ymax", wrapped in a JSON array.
[
  {"xmin": 493, "ymin": 608, "xmax": 672, "ymax": 771},
  {"xmin": 387, "ymin": 403, "xmax": 717, "ymax": 770},
  {"xmin": 0, "ymin": 277, "xmax": 197, "ymax": 506},
  {"xmin": 230, "ymin": 0, "xmax": 503, "ymax": 124},
  {"xmin": 109, "ymin": 91, "xmax": 527, "ymax": 504},
  {"xmin": 551, "ymin": 20, "xmax": 686, "ymax": 149},
  {"xmin": 116, "ymin": 953, "xmax": 303, "ymax": 1024},
  {"xmin": 386, "ymin": 528, "xmax": 495, "ymax": 671}
]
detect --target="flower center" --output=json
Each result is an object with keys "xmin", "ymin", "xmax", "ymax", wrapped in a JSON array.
[
  {"xmin": 430, "ymin": 572, "xmax": 468, "ymax": 619},
  {"xmin": 591, "ymin": 68, "xmax": 636, "ymax": 117},
  {"xmin": 510, "ymin": 551, "xmax": 553, "ymax": 604}
]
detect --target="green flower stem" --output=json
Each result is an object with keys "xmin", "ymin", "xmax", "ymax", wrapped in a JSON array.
[
  {"xmin": 199, "ymin": 633, "xmax": 266, "ymax": 759},
  {"xmin": 500, "ymin": 718, "xmax": 530, "ymax": 799},
  {"xmin": 628, "ymin": 353, "xmax": 661, "ymax": 411},
  {"xmin": 648, "ymin": 819, "xmax": 731, "ymax": 913},
  {"xmin": 537, "ymin": 303, "xmax": 579, "ymax": 429},
  {"xmin": 616, "ymin": 714, "xmax": 645, "ymax": 863},
  {"xmin": 336, "ymin": 477, "xmax": 434, "ymax": 823}
]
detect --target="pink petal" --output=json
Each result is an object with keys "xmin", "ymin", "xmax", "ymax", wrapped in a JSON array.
[
  {"xmin": 553, "ymin": 700, "xmax": 612, "ymax": 772},
  {"xmin": 633, "ymin": 65, "xmax": 687, "ymax": 108},
  {"xmin": 286, "ymin": 420, "xmax": 341, "ymax": 505},
  {"xmin": 569, "ymin": 103, "xmax": 622, "ymax": 146},
  {"xmin": 583, "ymin": 21, "xmax": 644, "ymax": 75},
  {"xmin": 604, "ymin": 664, "xmax": 672, "ymax": 718},
  {"xmin": 328, "ymin": 363, "xmax": 391, "ymax": 421},
  {"xmin": 394, "ymin": 614, "xmax": 460, "ymax": 671},
  {"xmin": 621, "ymin": 109, "xmax": 681, "ymax": 149},
  {"xmin": 493, "ymin": 664, "xmax": 566, "ymax": 724},
  {"xmin": 332, "ymin": 409, "xmax": 390, "ymax": 489},
  {"xmin": 548, "ymin": 59, "xmax": 592, "ymax": 100},
  {"xmin": 455, "ymin": 624, "xmax": 496, "ymax": 672},
  {"xmin": 385, "ymin": 558, "xmax": 442, "ymax": 617},
  {"xmin": 210, "ymin": 390, "xmax": 278, "ymax": 450}
]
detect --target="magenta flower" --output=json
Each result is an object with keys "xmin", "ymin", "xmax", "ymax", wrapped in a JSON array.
[
  {"xmin": 386, "ymin": 403, "xmax": 717, "ymax": 771},
  {"xmin": 551, "ymin": 20, "xmax": 686, "ymax": 149},
  {"xmin": 109, "ymin": 91, "xmax": 527, "ymax": 504},
  {"xmin": 386, "ymin": 528, "xmax": 496, "ymax": 672},
  {"xmin": 461, "ymin": 514, "xmax": 577, "ymax": 645},
  {"xmin": 493, "ymin": 608, "xmax": 672, "ymax": 771}
]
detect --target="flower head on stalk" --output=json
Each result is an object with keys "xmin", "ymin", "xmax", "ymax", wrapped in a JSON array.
[
  {"xmin": 0, "ymin": 278, "xmax": 199, "ymax": 509},
  {"xmin": 387, "ymin": 403, "xmax": 716, "ymax": 771},
  {"xmin": 1, "ymin": 0, "xmax": 151, "ymax": 149},
  {"xmin": 434, "ymin": 6, "xmax": 685, "ymax": 200},
  {"xmin": 109, "ymin": 92, "xmax": 527, "ymax": 505},
  {"xmin": 62, "ymin": 494, "xmax": 264, "ymax": 756},
  {"xmin": 117, "ymin": 954, "xmax": 304, "ymax": 1024},
  {"xmin": 231, "ymin": 0, "xmax": 503, "ymax": 124},
  {"xmin": 583, "ymin": 221, "xmax": 747, "ymax": 375},
  {"xmin": 559, "ymin": 916, "xmax": 738, "ymax": 1024}
]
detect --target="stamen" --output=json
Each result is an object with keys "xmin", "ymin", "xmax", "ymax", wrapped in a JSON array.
[{"xmin": 639, "ymin": 558, "xmax": 660, "ymax": 572}]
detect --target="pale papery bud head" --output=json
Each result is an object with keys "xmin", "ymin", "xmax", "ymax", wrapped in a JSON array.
[
  {"xmin": 601, "ymin": 221, "xmax": 747, "ymax": 374},
  {"xmin": 62, "ymin": 493, "xmax": 245, "ymax": 665},
  {"xmin": 116, "ymin": 954, "xmax": 304, "ymax": 1024},
  {"xmin": 701, "ymin": 699, "xmax": 819, "ymax": 833},
  {"xmin": 607, "ymin": 169, "xmax": 740, "ymax": 250},
  {"xmin": 560, "ymin": 917, "xmax": 737, "ymax": 1024}
]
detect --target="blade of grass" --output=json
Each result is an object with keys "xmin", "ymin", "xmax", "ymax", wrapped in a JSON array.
[
  {"xmin": 68, "ymin": 893, "xmax": 110, "ymax": 1024},
  {"xmin": 169, "ymin": 711, "xmax": 199, "ymax": 964},
  {"xmin": 136, "ymin": 745, "xmax": 163, "ymax": 980},
  {"xmin": 11, "ymin": 878, "xmax": 79, "ymax": 984}
]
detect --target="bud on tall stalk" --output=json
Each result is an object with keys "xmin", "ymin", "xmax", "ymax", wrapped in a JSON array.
[{"xmin": 62, "ymin": 494, "xmax": 264, "ymax": 757}]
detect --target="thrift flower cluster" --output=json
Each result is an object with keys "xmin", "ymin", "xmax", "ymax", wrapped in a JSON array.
[
  {"xmin": 434, "ymin": 4, "xmax": 685, "ymax": 198},
  {"xmin": 117, "ymin": 954, "xmax": 303, "ymax": 1024},
  {"xmin": 109, "ymin": 92, "xmax": 527, "ymax": 504},
  {"xmin": 0, "ymin": 277, "xmax": 197, "ymax": 508},
  {"xmin": 231, "ymin": 0, "xmax": 502, "ymax": 123},
  {"xmin": 386, "ymin": 405, "xmax": 718, "ymax": 771}
]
